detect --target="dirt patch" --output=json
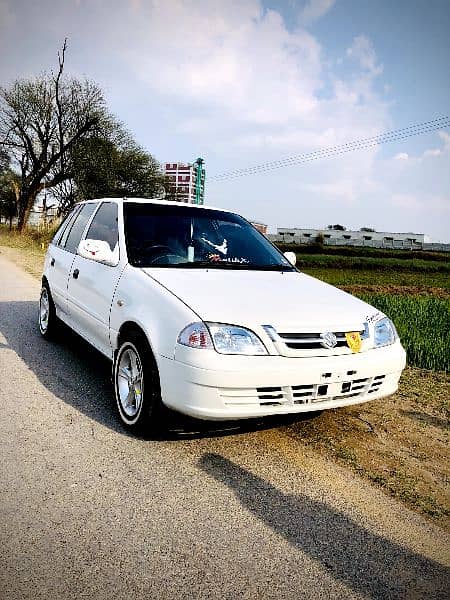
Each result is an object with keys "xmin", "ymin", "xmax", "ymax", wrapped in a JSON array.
[
  {"xmin": 283, "ymin": 367, "xmax": 450, "ymax": 529},
  {"xmin": 341, "ymin": 284, "xmax": 450, "ymax": 298},
  {"xmin": 0, "ymin": 245, "xmax": 45, "ymax": 279}
]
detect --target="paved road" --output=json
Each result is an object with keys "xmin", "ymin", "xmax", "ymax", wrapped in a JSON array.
[{"xmin": 0, "ymin": 252, "xmax": 449, "ymax": 599}]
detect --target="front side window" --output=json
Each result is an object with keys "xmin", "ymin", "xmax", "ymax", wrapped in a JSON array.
[
  {"xmin": 63, "ymin": 203, "xmax": 97, "ymax": 254},
  {"xmin": 124, "ymin": 202, "xmax": 294, "ymax": 271},
  {"xmin": 85, "ymin": 202, "xmax": 119, "ymax": 251}
]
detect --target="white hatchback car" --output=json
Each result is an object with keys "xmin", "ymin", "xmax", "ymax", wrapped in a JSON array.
[{"xmin": 40, "ymin": 198, "xmax": 406, "ymax": 432}]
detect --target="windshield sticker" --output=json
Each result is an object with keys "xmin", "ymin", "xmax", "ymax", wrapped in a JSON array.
[
  {"xmin": 201, "ymin": 237, "xmax": 228, "ymax": 255},
  {"xmin": 207, "ymin": 253, "xmax": 249, "ymax": 264}
]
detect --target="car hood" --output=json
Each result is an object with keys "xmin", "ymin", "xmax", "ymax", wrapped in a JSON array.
[{"xmin": 142, "ymin": 268, "xmax": 377, "ymax": 332}]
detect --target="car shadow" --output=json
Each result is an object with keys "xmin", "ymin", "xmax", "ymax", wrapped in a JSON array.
[
  {"xmin": 0, "ymin": 300, "xmax": 315, "ymax": 439},
  {"xmin": 199, "ymin": 453, "xmax": 450, "ymax": 599}
]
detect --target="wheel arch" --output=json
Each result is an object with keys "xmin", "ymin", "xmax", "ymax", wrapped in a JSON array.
[{"xmin": 115, "ymin": 321, "xmax": 157, "ymax": 365}]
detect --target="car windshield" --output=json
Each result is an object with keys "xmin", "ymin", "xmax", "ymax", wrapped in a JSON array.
[{"xmin": 124, "ymin": 202, "xmax": 295, "ymax": 270}]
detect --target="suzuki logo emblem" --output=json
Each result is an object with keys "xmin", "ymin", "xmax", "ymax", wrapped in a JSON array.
[{"xmin": 320, "ymin": 331, "xmax": 337, "ymax": 349}]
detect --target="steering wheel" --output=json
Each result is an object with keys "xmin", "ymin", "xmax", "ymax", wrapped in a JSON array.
[
  {"xmin": 143, "ymin": 244, "xmax": 187, "ymax": 265},
  {"xmin": 144, "ymin": 244, "xmax": 174, "ymax": 255}
]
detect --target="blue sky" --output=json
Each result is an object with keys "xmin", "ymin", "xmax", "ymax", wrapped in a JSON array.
[{"xmin": 1, "ymin": 0, "xmax": 449, "ymax": 240}]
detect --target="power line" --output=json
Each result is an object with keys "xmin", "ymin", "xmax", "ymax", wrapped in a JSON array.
[
  {"xmin": 209, "ymin": 117, "xmax": 450, "ymax": 181},
  {"xmin": 208, "ymin": 116, "xmax": 450, "ymax": 183}
]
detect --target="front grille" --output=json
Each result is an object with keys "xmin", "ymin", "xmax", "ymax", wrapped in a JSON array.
[{"xmin": 278, "ymin": 331, "xmax": 363, "ymax": 350}]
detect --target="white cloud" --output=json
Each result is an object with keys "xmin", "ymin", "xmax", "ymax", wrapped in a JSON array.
[
  {"xmin": 346, "ymin": 35, "xmax": 383, "ymax": 76},
  {"xmin": 114, "ymin": 0, "xmax": 389, "ymax": 158},
  {"xmin": 422, "ymin": 148, "xmax": 441, "ymax": 158},
  {"xmin": 299, "ymin": 0, "xmax": 336, "ymax": 24},
  {"xmin": 124, "ymin": 1, "xmax": 323, "ymax": 126},
  {"xmin": 438, "ymin": 130, "xmax": 450, "ymax": 146},
  {"xmin": 394, "ymin": 152, "xmax": 409, "ymax": 160}
]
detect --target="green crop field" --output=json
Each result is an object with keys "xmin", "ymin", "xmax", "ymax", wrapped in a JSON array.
[
  {"xmin": 302, "ymin": 267, "xmax": 450, "ymax": 290},
  {"xmin": 355, "ymin": 294, "xmax": 450, "ymax": 372},
  {"xmin": 295, "ymin": 253, "xmax": 450, "ymax": 274}
]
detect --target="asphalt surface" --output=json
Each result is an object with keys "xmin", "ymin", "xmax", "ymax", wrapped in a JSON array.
[{"xmin": 0, "ymin": 252, "xmax": 449, "ymax": 599}]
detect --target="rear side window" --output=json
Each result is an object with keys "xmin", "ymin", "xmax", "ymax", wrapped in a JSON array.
[
  {"xmin": 52, "ymin": 206, "xmax": 80, "ymax": 246},
  {"xmin": 86, "ymin": 202, "xmax": 119, "ymax": 251},
  {"xmin": 63, "ymin": 203, "xmax": 97, "ymax": 254}
]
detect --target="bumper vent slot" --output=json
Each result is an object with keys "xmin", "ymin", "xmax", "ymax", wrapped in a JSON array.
[
  {"xmin": 256, "ymin": 386, "xmax": 287, "ymax": 404},
  {"xmin": 368, "ymin": 375, "xmax": 386, "ymax": 394}
]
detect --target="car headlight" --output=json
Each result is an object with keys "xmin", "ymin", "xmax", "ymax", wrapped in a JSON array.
[
  {"xmin": 207, "ymin": 323, "xmax": 268, "ymax": 355},
  {"xmin": 374, "ymin": 317, "xmax": 397, "ymax": 347},
  {"xmin": 177, "ymin": 322, "xmax": 268, "ymax": 355}
]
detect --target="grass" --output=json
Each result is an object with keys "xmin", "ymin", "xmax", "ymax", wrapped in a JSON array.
[
  {"xmin": 0, "ymin": 224, "xmax": 51, "ymax": 278},
  {"xmin": 356, "ymin": 294, "xmax": 450, "ymax": 372},
  {"xmin": 0, "ymin": 223, "xmax": 57, "ymax": 250}
]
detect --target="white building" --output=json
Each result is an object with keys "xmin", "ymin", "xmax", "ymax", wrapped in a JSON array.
[{"xmin": 272, "ymin": 227, "xmax": 430, "ymax": 249}]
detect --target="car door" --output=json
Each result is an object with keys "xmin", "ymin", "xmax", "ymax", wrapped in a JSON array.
[
  {"xmin": 47, "ymin": 203, "xmax": 97, "ymax": 318},
  {"xmin": 66, "ymin": 201, "xmax": 123, "ymax": 357}
]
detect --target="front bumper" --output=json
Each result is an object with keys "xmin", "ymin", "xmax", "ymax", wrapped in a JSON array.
[{"xmin": 157, "ymin": 342, "xmax": 406, "ymax": 420}]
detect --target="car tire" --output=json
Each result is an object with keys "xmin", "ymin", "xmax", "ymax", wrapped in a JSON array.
[
  {"xmin": 38, "ymin": 282, "xmax": 59, "ymax": 339},
  {"xmin": 113, "ymin": 332, "xmax": 164, "ymax": 435}
]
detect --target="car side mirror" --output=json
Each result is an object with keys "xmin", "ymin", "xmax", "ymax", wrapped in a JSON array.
[
  {"xmin": 284, "ymin": 251, "xmax": 297, "ymax": 266},
  {"xmin": 77, "ymin": 239, "xmax": 118, "ymax": 266}
]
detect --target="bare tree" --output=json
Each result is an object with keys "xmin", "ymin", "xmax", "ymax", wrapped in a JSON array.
[{"xmin": 0, "ymin": 40, "xmax": 108, "ymax": 231}]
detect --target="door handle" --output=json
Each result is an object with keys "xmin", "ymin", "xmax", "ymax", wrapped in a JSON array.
[
  {"xmin": 72, "ymin": 268, "xmax": 80, "ymax": 279},
  {"xmin": 50, "ymin": 257, "xmax": 55, "ymax": 267}
]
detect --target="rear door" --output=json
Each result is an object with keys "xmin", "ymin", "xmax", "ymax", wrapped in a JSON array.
[
  {"xmin": 47, "ymin": 203, "xmax": 97, "ymax": 318},
  {"xmin": 66, "ymin": 202, "xmax": 123, "ymax": 356}
]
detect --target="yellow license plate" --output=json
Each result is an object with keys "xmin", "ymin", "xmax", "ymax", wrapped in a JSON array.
[{"xmin": 345, "ymin": 331, "xmax": 362, "ymax": 353}]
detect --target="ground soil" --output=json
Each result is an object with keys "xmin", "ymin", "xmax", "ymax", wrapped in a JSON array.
[{"xmin": 283, "ymin": 367, "xmax": 450, "ymax": 530}]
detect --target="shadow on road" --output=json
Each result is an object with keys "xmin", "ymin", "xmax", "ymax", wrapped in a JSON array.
[
  {"xmin": 199, "ymin": 452, "xmax": 450, "ymax": 599},
  {"xmin": 0, "ymin": 300, "xmax": 313, "ymax": 439}
]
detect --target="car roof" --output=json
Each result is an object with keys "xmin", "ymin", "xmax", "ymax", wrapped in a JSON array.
[{"xmin": 77, "ymin": 197, "xmax": 232, "ymax": 214}]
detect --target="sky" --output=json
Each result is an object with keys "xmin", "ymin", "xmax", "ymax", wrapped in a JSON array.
[{"xmin": 1, "ymin": 0, "xmax": 449, "ymax": 240}]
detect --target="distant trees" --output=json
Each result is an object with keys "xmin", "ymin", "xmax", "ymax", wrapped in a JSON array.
[
  {"xmin": 0, "ymin": 171, "xmax": 18, "ymax": 229},
  {"xmin": 68, "ymin": 136, "xmax": 164, "ymax": 202},
  {"xmin": 0, "ymin": 40, "xmax": 164, "ymax": 232},
  {"xmin": 0, "ymin": 150, "xmax": 19, "ymax": 229},
  {"xmin": 327, "ymin": 224, "xmax": 346, "ymax": 231},
  {"xmin": 360, "ymin": 227, "xmax": 375, "ymax": 232},
  {"xmin": 314, "ymin": 232, "xmax": 325, "ymax": 247}
]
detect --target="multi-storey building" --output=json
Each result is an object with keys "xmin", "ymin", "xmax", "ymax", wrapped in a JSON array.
[
  {"xmin": 164, "ymin": 158, "xmax": 206, "ymax": 205},
  {"xmin": 250, "ymin": 221, "xmax": 268, "ymax": 235}
]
